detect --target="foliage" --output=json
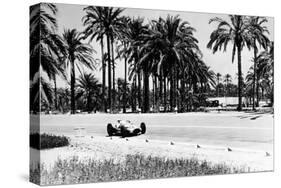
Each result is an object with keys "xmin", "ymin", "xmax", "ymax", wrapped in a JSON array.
[
  {"xmin": 30, "ymin": 3, "xmax": 65, "ymax": 110},
  {"xmin": 77, "ymin": 73, "xmax": 102, "ymax": 112},
  {"xmin": 30, "ymin": 154, "xmax": 247, "ymax": 185},
  {"xmin": 30, "ymin": 133, "xmax": 69, "ymax": 150},
  {"xmin": 30, "ymin": 5, "xmax": 273, "ymax": 113},
  {"xmin": 62, "ymin": 28, "xmax": 96, "ymax": 114}
]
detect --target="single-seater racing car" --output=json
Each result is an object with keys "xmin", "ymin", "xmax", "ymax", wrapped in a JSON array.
[{"xmin": 107, "ymin": 120, "xmax": 146, "ymax": 137}]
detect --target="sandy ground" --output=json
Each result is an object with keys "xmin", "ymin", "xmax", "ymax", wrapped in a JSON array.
[
  {"xmin": 31, "ymin": 135, "xmax": 273, "ymax": 172},
  {"xmin": 30, "ymin": 111, "xmax": 274, "ymax": 172}
]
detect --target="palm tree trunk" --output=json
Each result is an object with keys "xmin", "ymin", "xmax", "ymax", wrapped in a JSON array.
[
  {"xmin": 159, "ymin": 72, "xmax": 163, "ymax": 105},
  {"xmin": 87, "ymin": 93, "xmax": 91, "ymax": 113},
  {"xmin": 53, "ymin": 75, "xmax": 58, "ymax": 110},
  {"xmin": 132, "ymin": 78, "xmax": 137, "ymax": 112},
  {"xmin": 261, "ymin": 87, "xmax": 264, "ymax": 101},
  {"xmin": 170, "ymin": 66, "xmax": 176, "ymax": 112},
  {"xmin": 70, "ymin": 60, "xmax": 76, "ymax": 114},
  {"xmin": 111, "ymin": 36, "xmax": 115, "ymax": 110},
  {"xmin": 137, "ymin": 72, "xmax": 142, "ymax": 110},
  {"xmin": 164, "ymin": 76, "xmax": 167, "ymax": 112},
  {"xmin": 180, "ymin": 79, "xmax": 184, "ymax": 112},
  {"xmin": 237, "ymin": 45, "xmax": 243, "ymax": 111},
  {"xmin": 252, "ymin": 46, "xmax": 257, "ymax": 110},
  {"xmin": 143, "ymin": 65, "xmax": 150, "ymax": 113},
  {"xmin": 217, "ymin": 78, "xmax": 220, "ymax": 97},
  {"xmin": 176, "ymin": 69, "xmax": 179, "ymax": 111},
  {"xmin": 123, "ymin": 51, "xmax": 127, "ymax": 113},
  {"xmin": 256, "ymin": 76, "xmax": 260, "ymax": 107},
  {"xmin": 169, "ymin": 74, "xmax": 173, "ymax": 111},
  {"xmin": 101, "ymin": 36, "xmax": 106, "ymax": 112},
  {"xmin": 152, "ymin": 76, "xmax": 155, "ymax": 110},
  {"xmin": 155, "ymin": 75, "xmax": 159, "ymax": 112},
  {"xmin": 106, "ymin": 34, "xmax": 112, "ymax": 113},
  {"xmin": 188, "ymin": 77, "xmax": 193, "ymax": 112}
]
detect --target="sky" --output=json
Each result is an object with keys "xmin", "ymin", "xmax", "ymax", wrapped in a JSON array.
[{"xmin": 51, "ymin": 3, "xmax": 274, "ymax": 88}]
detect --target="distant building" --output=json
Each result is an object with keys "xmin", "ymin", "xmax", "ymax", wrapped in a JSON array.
[{"xmin": 208, "ymin": 97, "xmax": 247, "ymax": 106}]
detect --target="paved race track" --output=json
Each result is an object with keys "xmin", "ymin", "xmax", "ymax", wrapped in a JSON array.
[{"xmin": 35, "ymin": 111, "xmax": 274, "ymax": 152}]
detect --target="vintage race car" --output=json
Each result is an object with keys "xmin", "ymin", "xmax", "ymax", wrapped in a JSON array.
[{"xmin": 107, "ymin": 120, "xmax": 146, "ymax": 137}]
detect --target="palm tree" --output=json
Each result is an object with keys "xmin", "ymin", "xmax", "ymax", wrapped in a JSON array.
[
  {"xmin": 116, "ymin": 78, "xmax": 130, "ymax": 111},
  {"xmin": 57, "ymin": 88, "xmax": 70, "ymax": 113},
  {"xmin": 245, "ymin": 66, "xmax": 254, "ymax": 105},
  {"xmin": 30, "ymin": 77, "xmax": 53, "ymax": 113},
  {"xmin": 216, "ymin": 73, "xmax": 222, "ymax": 97},
  {"xmin": 82, "ymin": 6, "xmax": 107, "ymax": 112},
  {"xmin": 116, "ymin": 16, "xmax": 131, "ymax": 113},
  {"xmin": 224, "ymin": 74, "xmax": 232, "ymax": 96},
  {"xmin": 257, "ymin": 42, "xmax": 274, "ymax": 78},
  {"xmin": 140, "ymin": 15, "xmax": 201, "ymax": 112},
  {"xmin": 30, "ymin": 3, "xmax": 65, "ymax": 111},
  {"xmin": 247, "ymin": 16, "xmax": 270, "ymax": 109},
  {"xmin": 207, "ymin": 15, "xmax": 252, "ymax": 111},
  {"xmin": 256, "ymin": 42, "xmax": 274, "ymax": 105},
  {"xmin": 77, "ymin": 73, "xmax": 101, "ymax": 112},
  {"xmin": 126, "ymin": 17, "xmax": 149, "ymax": 112},
  {"xmin": 83, "ymin": 7, "xmax": 124, "ymax": 112},
  {"xmin": 62, "ymin": 29, "xmax": 96, "ymax": 114}
]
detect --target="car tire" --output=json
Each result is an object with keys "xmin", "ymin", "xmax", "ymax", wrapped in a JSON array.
[
  {"xmin": 140, "ymin": 122, "xmax": 146, "ymax": 134},
  {"xmin": 121, "ymin": 126, "xmax": 128, "ymax": 138},
  {"xmin": 107, "ymin": 123, "xmax": 114, "ymax": 136}
]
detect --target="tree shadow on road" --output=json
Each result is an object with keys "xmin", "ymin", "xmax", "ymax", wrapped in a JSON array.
[{"xmin": 236, "ymin": 109, "xmax": 273, "ymax": 120}]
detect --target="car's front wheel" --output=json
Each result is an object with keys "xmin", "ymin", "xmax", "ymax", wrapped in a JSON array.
[
  {"xmin": 107, "ymin": 123, "xmax": 114, "ymax": 136},
  {"xmin": 140, "ymin": 122, "xmax": 146, "ymax": 134}
]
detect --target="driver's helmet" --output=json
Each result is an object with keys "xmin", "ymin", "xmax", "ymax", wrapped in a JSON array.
[{"xmin": 117, "ymin": 120, "xmax": 127, "ymax": 126}]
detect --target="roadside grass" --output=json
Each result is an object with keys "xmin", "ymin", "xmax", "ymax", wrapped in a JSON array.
[
  {"xmin": 30, "ymin": 154, "xmax": 247, "ymax": 185},
  {"xmin": 30, "ymin": 133, "xmax": 70, "ymax": 150}
]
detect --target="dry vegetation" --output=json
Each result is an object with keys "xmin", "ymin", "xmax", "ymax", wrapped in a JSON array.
[{"xmin": 30, "ymin": 154, "xmax": 247, "ymax": 185}]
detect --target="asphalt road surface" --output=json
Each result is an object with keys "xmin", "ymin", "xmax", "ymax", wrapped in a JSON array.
[{"xmin": 36, "ymin": 111, "xmax": 274, "ymax": 152}]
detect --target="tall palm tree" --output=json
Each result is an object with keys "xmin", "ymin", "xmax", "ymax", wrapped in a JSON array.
[
  {"xmin": 207, "ymin": 15, "xmax": 252, "ymax": 111},
  {"xmin": 216, "ymin": 73, "xmax": 222, "ymax": 97},
  {"xmin": 116, "ymin": 78, "xmax": 130, "ymax": 111},
  {"xmin": 30, "ymin": 3, "xmax": 65, "ymax": 111},
  {"xmin": 77, "ymin": 73, "xmax": 101, "ymax": 112},
  {"xmin": 256, "ymin": 42, "xmax": 274, "ymax": 105},
  {"xmin": 141, "ymin": 15, "xmax": 201, "ymax": 112},
  {"xmin": 257, "ymin": 42, "xmax": 274, "ymax": 78},
  {"xmin": 57, "ymin": 88, "xmax": 70, "ymax": 113},
  {"xmin": 82, "ymin": 7, "xmax": 124, "ymax": 112},
  {"xmin": 224, "ymin": 74, "xmax": 232, "ymax": 96},
  {"xmin": 245, "ymin": 66, "xmax": 254, "ymax": 105},
  {"xmin": 30, "ymin": 77, "xmax": 53, "ymax": 112},
  {"xmin": 247, "ymin": 16, "xmax": 270, "ymax": 109},
  {"xmin": 126, "ymin": 17, "xmax": 149, "ymax": 112},
  {"xmin": 116, "ymin": 16, "xmax": 131, "ymax": 113},
  {"xmin": 62, "ymin": 29, "xmax": 96, "ymax": 114},
  {"xmin": 82, "ymin": 6, "xmax": 107, "ymax": 112}
]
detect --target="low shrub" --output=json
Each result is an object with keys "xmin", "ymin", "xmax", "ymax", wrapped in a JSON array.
[
  {"xmin": 31, "ymin": 154, "xmax": 248, "ymax": 185},
  {"xmin": 30, "ymin": 133, "xmax": 69, "ymax": 150}
]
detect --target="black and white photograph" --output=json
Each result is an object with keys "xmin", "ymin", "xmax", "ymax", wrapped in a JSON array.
[{"xmin": 29, "ymin": 2, "xmax": 274, "ymax": 186}]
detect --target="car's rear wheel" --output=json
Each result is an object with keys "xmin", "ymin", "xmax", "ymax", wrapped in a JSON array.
[
  {"xmin": 120, "ymin": 126, "xmax": 127, "ymax": 138},
  {"xmin": 140, "ymin": 122, "xmax": 146, "ymax": 134},
  {"xmin": 107, "ymin": 123, "xmax": 114, "ymax": 136}
]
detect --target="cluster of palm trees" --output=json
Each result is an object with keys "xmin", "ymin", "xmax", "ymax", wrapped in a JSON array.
[
  {"xmin": 245, "ymin": 41, "xmax": 274, "ymax": 106},
  {"xmin": 29, "ymin": 3, "xmax": 274, "ymax": 114},
  {"xmin": 215, "ymin": 73, "xmax": 238, "ymax": 98},
  {"xmin": 207, "ymin": 15, "xmax": 273, "ymax": 110},
  {"xmin": 81, "ymin": 6, "xmax": 218, "ymax": 113}
]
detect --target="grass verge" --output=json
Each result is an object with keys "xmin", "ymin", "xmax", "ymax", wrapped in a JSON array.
[
  {"xmin": 30, "ymin": 133, "xmax": 69, "ymax": 150},
  {"xmin": 30, "ymin": 154, "xmax": 247, "ymax": 185}
]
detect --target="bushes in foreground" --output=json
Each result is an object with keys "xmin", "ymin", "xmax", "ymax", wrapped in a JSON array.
[
  {"xmin": 30, "ymin": 154, "xmax": 247, "ymax": 185},
  {"xmin": 30, "ymin": 133, "xmax": 69, "ymax": 150}
]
